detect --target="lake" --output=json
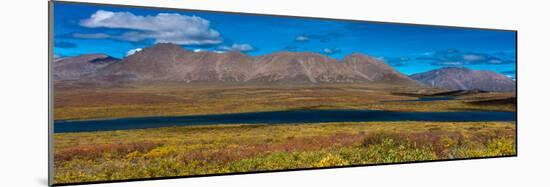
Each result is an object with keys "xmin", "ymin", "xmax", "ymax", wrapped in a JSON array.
[
  {"xmin": 54, "ymin": 109, "xmax": 516, "ymax": 133},
  {"xmin": 415, "ymin": 96, "xmax": 456, "ymax": 101},
  {"xmin": 385, "ymin": 96, "xmax": 457, "ymax": 102}
]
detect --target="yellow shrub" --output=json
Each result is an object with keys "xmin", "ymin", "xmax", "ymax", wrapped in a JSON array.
[
  {"xmin": 143, "ymin": 146, "xmax": 176, "ymax": 159},
  {"xmin": 125, "ymin": 151, "xmax": 141, "ymax": 160},
  {"xmin": 440, "ymin": 136, "xmax": 458, "ymax": 149},
  {"xmin": 315, "ymin": 153, "xmax": 349, "ymax": 167},
  {"xmin": 486, "ymin": 138, "xmax": 515, "ymax": 156}
]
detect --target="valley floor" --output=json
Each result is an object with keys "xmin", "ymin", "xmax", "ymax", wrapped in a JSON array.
[
  {"xmin": 53, "ymin": 83, "xmax": 516, "ymax": 120},
  {"xmin": 52, "ymin": 83, "xmax": 517, "ymax": 184},
  {"xmin": 53, "ymin": 121, "xmax": 516, "ymax": 184}
]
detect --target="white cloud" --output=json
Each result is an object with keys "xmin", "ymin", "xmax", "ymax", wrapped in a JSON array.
[
  {"xmin": 489, "ymin": 59, "xmax": 502, "ymax": 64},
  {"xmin": 426, "ymin": 49, "xmax": 515, "ymax": 66},
  {"xmin": 295, "ymin": 36, "xmax": 309, "ymax": 41},
  {"xmin": 462, "ymin": 54, "xmax": 484, "ymax": 61},
  {"xmin": 439, "ymin": 61, "xmax": 462, "ymax": 66},
  {"xmin": 421, "ymin": 51, "xmax": 434, "ymax": 56},
  {"xmin": 125, "ymin": 48, "xmax": 142, "ymax": 56},
  {"xmin": 218, "ymin": 43, "xmax": 254, "ymax": 52},
  {"xmin": 322, "ymin": 47, "xmax": 341, "ymax": 54},
  {"xmin": 73, "ymin": 33, "xmax": 111, "ymax": 39},
  {"xmin": 79, "ymin": 10, "xmax": 222, "ymax": 45}
]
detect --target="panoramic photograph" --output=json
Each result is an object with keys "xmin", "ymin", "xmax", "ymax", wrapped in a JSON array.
[{"xmin": 51, "ymin": 2, "xmax": 516, "ymax": 185}]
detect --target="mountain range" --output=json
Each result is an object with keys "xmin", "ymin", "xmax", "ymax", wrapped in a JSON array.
[
  {"xmin": 410, "ymin": 67, "xmax": 516, "ymax": 92},
  {"xmin": 54, "ymin": 54, "xmax": 119, "ymax": 81},
  {"xmin": 55, "ymin": 43, "xmax": 416, "ymax": 85},
  {"xmin": 54, "ymin": 43, "xmax": 516, "ymax": 92}
]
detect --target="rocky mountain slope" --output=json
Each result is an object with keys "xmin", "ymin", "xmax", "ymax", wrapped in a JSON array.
[
  {"xmin": 410, "ymin": 67, "xmax": 515, "ymax": 92},
  {"xmin": 53, "ymin": 54, "xmax": 119, "ymax": 81},
  {"xmin": 56, "ymin": 43, "xmax": 417, "ymax": 85}
]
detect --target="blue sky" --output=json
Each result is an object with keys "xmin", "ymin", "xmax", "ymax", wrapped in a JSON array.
[{"xmin": 53, "ymin": 2, "xmax": 516, "ymax": 78}]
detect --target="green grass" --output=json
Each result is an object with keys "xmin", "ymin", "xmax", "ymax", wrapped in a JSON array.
[{"xmin": 53, "ymin": 121, "xmax": 516, "ymax": 184}]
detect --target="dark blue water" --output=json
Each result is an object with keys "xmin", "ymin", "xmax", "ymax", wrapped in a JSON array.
[
  {"xmin": 54, "ymin": 110, "xmax": 515, "ymax": 133},
  {"xmin": 386, "ymin": 96, "xmax": 456, "ymax": 102}
]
